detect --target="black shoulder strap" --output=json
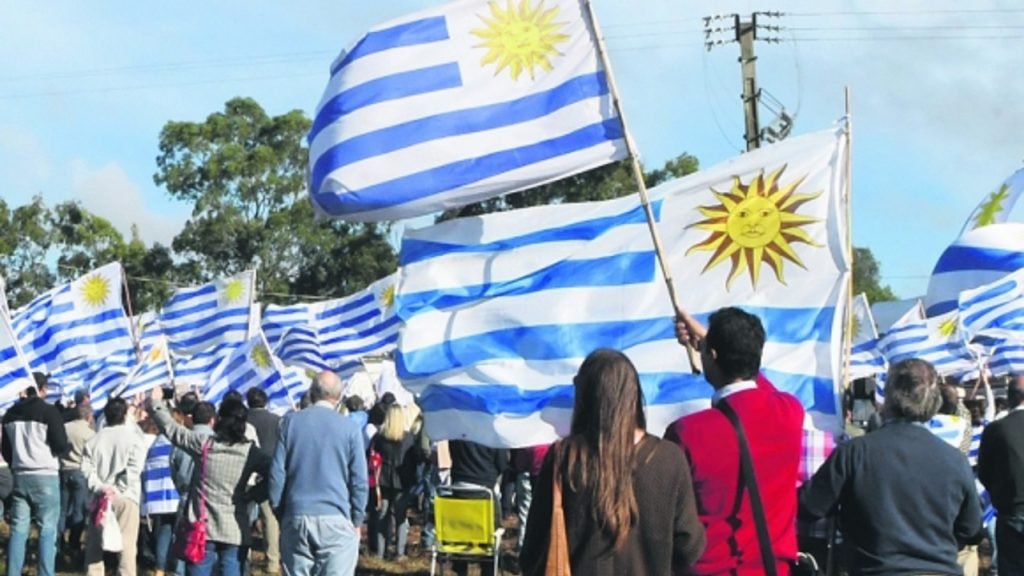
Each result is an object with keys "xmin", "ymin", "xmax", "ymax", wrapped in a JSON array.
[{"xmin": 717, "ymin": 399, "xmax": 778, "ymax": 576}]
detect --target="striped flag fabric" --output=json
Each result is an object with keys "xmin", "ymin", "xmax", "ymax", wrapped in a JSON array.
[
  {"xmin": 961, "ymin": 168, "xmax": 1024, "ymax": 236},
  {"xmin": 203, "ymin": 333, "xmax": 292, "ymax": 411},
  {"xmin": 958, "ymin": 268, "xmax": 1024, "ymax": 343},
  {"xmin": 0, "ymin": 311, "xmax": 34, "ymax": 407},
  {"xmin": 925, "ymin": 223, "xmax": 1024, "ymax": 317},
  {"xmin": 266, "ymin": 274, "xmax": 400, "ymax": 375},
  {"xmin": 262, "ymin": 303, "xmax": 307, "ymax": 350},
  {"xmin": 142, "ymin": 436, "xmax": 180, "ymax": 516},
  {"xmin": 11, "ymin": 263, "xmax": 135, "ymax": 378},
  {"xmin": 0, "ymin": 275, "xmax": 8, "ymax": 317},
  {"xmin": 117, "ymin": 325, "xmax": 173, "ymax": 399},
  {"xmin": 878, "ymin": 305, "xmax": 976, "ymax": 377},
  {"xmin": 849, "ymin": 293, "xmax": 886, "ymax": 380},
  {"xmin": 160, "ymin": 271, "xmax": 254, "ymax": 356},
  {"xmin": 397, "ymin": 126, "xmax": 850, "ymax": 447},
  {"xmin": 308, "ymin": 0, "xmax": 627, "ymax": 221}
]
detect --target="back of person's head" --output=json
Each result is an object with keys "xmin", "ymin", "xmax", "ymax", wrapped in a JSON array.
[
  {"xmin": 191, "ymin": 401, "xmax": 216, "ymax": 426},
  {"xmin": 883, "ymin": 359, "xmax": 942, "ymax": 423},
  {"xmin": 310, "ymin": 371, "xmax": 344, "ymax": 405},
  {"xmin": 344, "ymin": 396, "xmax": 365, "ymax": 413},
  {"xmin": 177, "ymin": 392, "xmax": 199, "ymax": 415},
  {"xmin": 565, "ymin": 348, "xmax": 645, "ymax": 550},
  {"xmin": 76, "ymin": 403, "xmax": 93, "ymax": 424},
  {"xmin": 223, "ymin": 390, "xmax": 244, "ymax": 405},
  {"xmin": 246, "ymin": 387, "xmax": 268, "ymax": 409},
  {"xmin": 703, "ymin": 307, "xmax": 765, "ymax": 386},
  {"xmin": 1009, "ymin": 374, "xmax": 1024, "ymax": 409},
  {"xmin": 32, "ymin": 372, "xmax": 48, "ymax": 397},
  {"xmin": 938, "ymin": 383, "xmax": 960, "ymax": 415},
  {"xmin": 104, "ymin": 397, "xmax": 129, "ymax": 426},
  {"xmin": 214, "ymin": 398, "xmax": 249, "ymax": 444},
  {"xmin": 381, "ymin": 404, "xmax": 407, "ymax": 442}
]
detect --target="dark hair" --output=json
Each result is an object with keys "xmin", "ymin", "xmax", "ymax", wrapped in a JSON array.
[
  {"xmin": 104, "ymin": 397, "xmax": 129, "ymax": 426},
  {"xmin": 563, "ymin": 349, "xmax": 646, "ymax": 551},
  {"xmin": 223, "ymin": 390, "xmax": 244, "ymax": 405},
  {"xmin": 938, "ymin": 383, "xmax": 960, "ymax": 416},
  {"xmin": 345, "ymin": 396, "xmax": 365, "ymax": 413},
  {"xmin": 883, "ymin": 359, "xmax": 941, "ymax": 422},
  {"xmin": 705, "ymin": 307, "xmax": 765, "ymax": 381},
  {"xmin": 214, "ymin": 398, "xmax": 249, "ymax": 444},
  {"xmin": 246, "ymin": 387, "xmax": 268, "ymax": 409},
  {"xmin": 32, "ymin": 372, "xmax": 48, "ymax": 392},
  {"xmin": 176, "ymin": 392, "xmax": 199, "ymax": 417},
  {"xmin": 191, "ymin": 401, "xmax": 216, "ymax": 426}
]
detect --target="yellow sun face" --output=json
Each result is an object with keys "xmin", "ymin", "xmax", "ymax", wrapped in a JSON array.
[
  {"xmin": 471, "ymin": 0, "xmax": 570, "ymax": 81},
  {"xmin": 972, "ymin": 183, "xmax": 1010, "ymax": 229},
  {"xmin": 250, "ymin": 344, "xmax": 272, "ymax": 370},
  {"xmin": 146, "ymin": 342, "xmax": 166, "ymax": 363},
  {"xmin": 223, "ymin": 279, "xmax": 246, "ymax": 305},
  {"xmin": 79, "ymin": 274, "xmax": 112, "ymax": 308},
  {"xmin": 379, "ymin": 284, "xmax": 396, "ymax": 309},
  {"xmin": 687, "ymin": 166, "xmax": 822, "ymax": 289},
  {"xmin": 938, "ymin": 316, "xmax": 958, "ymax": 338}
]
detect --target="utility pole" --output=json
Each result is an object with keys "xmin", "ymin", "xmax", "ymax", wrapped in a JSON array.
[
  {"xmin": 737, "ymin": 15, "xmax": 760, "ymax": 151},
  {"xmin": 704, "ymin": 12, "xmax": 784, "ymax": 152}
]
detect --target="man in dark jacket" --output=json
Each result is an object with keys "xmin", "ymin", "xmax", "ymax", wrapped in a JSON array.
[
  {"xmin": 2, "ymin": 377, "xmax": 70, "ymax": 576},
  {"xmin": 246, "ymin": 387, "xmax": 282, "ymax": 574},
  {"xmin": 979, "ymin": 374, "xmax": 1024, "ymax": 574},
  {"xmin": 448, "ymin": 440, "xmax": 508, "ymax": 576}
]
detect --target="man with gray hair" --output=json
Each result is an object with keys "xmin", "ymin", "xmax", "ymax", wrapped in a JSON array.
[
  {"xmin": 800, "ymin": 359, "xmax": 983, "ymax": 575},
  {"xmin": 270, "ymin": 371, "xmax": 367, "ymax": 575}
]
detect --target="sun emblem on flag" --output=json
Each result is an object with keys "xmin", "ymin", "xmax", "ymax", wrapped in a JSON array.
[
  {"xmin": 250, "ymin": 344, "xmax": 272, "ymax": 370},
  {"xmin": 223, "ymin": 278, "xmax": 246, "ymax": 305},
  {"xmin": 379, "ymin": 284, "xmax": 396, "ymax": 310},
  {"xmin": 79, "ymin": 274, "xmax": 112, "ymax": 308},
  {"xmin": 686, "ymin": 166, "xmax": 822, "ymax": 290},
  {"xmin": 938, "ymin": 315, "xmax": 959, "ymax": 338},
  {"xmin": 850, "ymin": 315, "xmax": 862, "ymax": 341},
  {"xmin": 471, "ymin": 0, "xmax": 570, "ymax": 81},
  {"xmin": 146, "ymin": 342, "xmax": 165, "ymax": 363},
  {"xmin": 972, "ymin": 184, "xmax": 1010, "ymax": 229},
  {"xmin": 304, "ymin": 368, "xmax": 318, "ymax": 380}
]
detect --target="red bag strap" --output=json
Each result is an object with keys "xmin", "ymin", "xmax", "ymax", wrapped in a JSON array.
[{"xmin": 196, "ymin": 439, "xmax": 211, "ymax": 523}]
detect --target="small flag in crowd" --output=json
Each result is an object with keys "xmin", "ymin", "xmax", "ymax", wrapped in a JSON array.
[
  {"xmin": 925, "ymin": 222, "xmax": 1024, "ymax": 317},
  {"xmin": 308, "ymin": 0, "xmax": 626, "ymax": 221},
  {"xmin": 265, "ymin": 273, "xmax": 400, "ymax": 376},
  {"xmin": 958, "ymin": 267, "xmax": 1024, "ymax": 344},
  {"xmin": 397, "ymin": 126, "xmax": 850, "ymax": 447},
  {"xmin": 160, "ymin": 271, "xmax": 254, "ymax": 356},
  {"xmin": 11, "ymin": 263, "xmax": 135, "ymax": 379},
  {"xmin": 961, "ymin": 167, "xmax": 1024, "ymax": 235},
  {"xmin": 117, "ymin": 317, "xmax": 174, "ymax": 399},
  {"xmin": 0, "ymin": 311, "xmax": 34, "ymax": 407},
  {"xmin": 879, "ymin": 305, "xmax": 975, "ymax": 378},
  {"xmin": 849, "ymin": 293, "xmax": 886, "ymax": 380},
  {"xmin": 203, "ymin": 333, "xmax": 292, "ymax": 412}
]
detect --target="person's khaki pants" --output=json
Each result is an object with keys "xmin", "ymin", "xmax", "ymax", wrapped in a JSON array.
[
  {"xmin": 260, "ymin": 500, "xmax": 281, "ymax": 572},
  {"xmin": 86, "ymin": 496, "xmax": 140, "ymax": 576}
]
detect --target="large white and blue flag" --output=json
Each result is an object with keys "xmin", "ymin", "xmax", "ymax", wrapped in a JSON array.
[
  {"xmin": 958, "ymin": 268, "xmax": 1024, "ymax": 344},
  {"xmin": 849, "ymin": 293, "xmax": 886, "ymax": 380},
  {"xmin": 160, "ymin": 271, "xmax": 254, "ymax": 356},
  {"xmin": 203, "ymin": 333, "xmax": 292, "ymax": 411},
  {"xmin": 116, "ymin": 315, "xmax": 174, "ymax": 398},
  {"xmin": 397, "ymin": 126, "xmax": 850, "ymax": 447},
  {"xmin": 961, "ymin": 168, "xmax": 1024, "ymax": 236},
  {"xmin": 0, "ymin": 311, "xmax": 34, "ymax": 407},
  {"xmin": 308, "ymin": 0, "xmax": 627, "ymax": 221},
  {"xmin": 925, "ymin": 223, "xmax": 1024, "ymax": 317},
  {"xmin": 268, "ymin": 274, "xmax": 400, "ymax": 376},
  {"xmin": 11, "ymin": 263, "xmax": 135, "ymax": 379},
  {"xmin": 878, "ymin": 304, "xmax": 976, "ymax": 377}
]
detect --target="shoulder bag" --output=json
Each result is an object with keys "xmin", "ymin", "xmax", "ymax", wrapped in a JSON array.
[
  {"xmin": 545, "ymin": 441, "xmax": 571, "ymax": 576},
  {"xmin": 176, "ymin": 439, "xmax": 210, "ymax": 563}
]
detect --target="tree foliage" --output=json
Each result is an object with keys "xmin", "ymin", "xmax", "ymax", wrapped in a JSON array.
[{"xmin": 853, "ymin": 246, "xmax": 898, "ymax": 303}]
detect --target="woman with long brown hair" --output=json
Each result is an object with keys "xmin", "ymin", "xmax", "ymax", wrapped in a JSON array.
[{"xmin": 521, "ymin": 348, "xmax": 705, "ymax": 575}]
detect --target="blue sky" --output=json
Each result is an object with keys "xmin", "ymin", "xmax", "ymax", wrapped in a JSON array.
[{"xmin": 1, "ymin": 0, "xmax": 1022, "ymax": 299}]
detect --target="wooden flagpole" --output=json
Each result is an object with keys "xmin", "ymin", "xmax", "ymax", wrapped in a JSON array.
[
  {"xmin": 582, "ymin": 0, "xmax": 700, "ymax": 370},
  {"xmin": 121, "ymin": 263, "xmax": 142, "ymax": 361},
  {"xmin": 841, "ymin": 88, "xmax": 855, "ymax": 401}
]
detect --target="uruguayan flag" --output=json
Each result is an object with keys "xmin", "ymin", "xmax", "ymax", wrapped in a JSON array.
[
  {"xmin": 959, "ymin": 268, "xmax": 1024, "ymax": 343},
  {"xmin": 925, "ymin": 223, "xmax": 1024, "ymax": 317},
  {"xmin": 0, "ymin": 311, "xmax": 34, "ymax": 407},
  {"xmin": 160, "ymin": 271, "xmax": 254, "ymax": 356},
  {"xmin": 203, "ymin": 333, "xmax": 292, "ymax": 411},
  {"xmin": 172, "ymin": 341, "xmax": 240, "ymax": 389},
  {"xmin": 961, "ymin": 168, "xmax": 1024, "ymax": 236},
  {"xmin": 11, "ymin": 263, "xmax": 134, "ymax": 378},
  {"xmin": 118, "ymin": 332, "xmax": 173, "ymax": 398},
  {"xmin": 398, "ymin": 126, "xmax": 850, "ymax": 447},
  {"xmin": 879, "ymin": 305, "xmax": 976, "ymax": 377},
  {"xmin": 308, "ymin": 0, "xmax": 627, "ymax": 221},
  {"xmin": 268, "ymin": 274, "xmax": 400, "ymax": 375},
  {"xmin": 849, "ymin": 293, "xmax": 885, "ymax": 380},
  {"xmin": 281, "ymin": 366, "xmax": 313, "ymax": 408},
  {"xmin": 262, "ymin": 303, "xmax": 307, "ymax": 350}
]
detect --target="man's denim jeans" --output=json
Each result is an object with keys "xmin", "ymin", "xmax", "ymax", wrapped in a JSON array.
[
  {"xmin": 281, "ymin": 514, "xmax": 359, "ymax": 576},
  {"xmin": 7, "ymin": 473, "xmax": 60, "ymax": 576}
]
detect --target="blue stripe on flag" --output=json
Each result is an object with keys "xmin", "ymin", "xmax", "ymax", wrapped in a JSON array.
[
  {"xmin": 330, "ymin": 16, "xmax": 449, "ymax": 76},
  {"xmin": 761, "ymin": 368, "xmax": 838, "ymax": 415},
  {"xmin": 0, "ymin": 347, "xmax": 19, "ymax": 363},
  {"xmin": 315, "ymin": 293, "xmax": 375, "ymax": 322},
  {"xmin": 960, "ymin": 277, "xmax": 1017, "ymax": 314},
  {"xmin": 399, "ymin": 253, "xmax": 656, "ymax": 318},
  {"xmin": 161, "ymin": 285, "xmax": 217, "ymax": 314},
  {"xmin": 418, "ymin": 384, "xmax": 575, "ymax": 415},
  {"xmin": 401, "ymin": 199, "xmax": 659, "ymax": 266},
  {"xmin": 166, "ymin": 320, "xmax": 249, "ymax": 351},
  {"xmin": 20, "ymin": 308, "xmax": 127, "ymax": 351},
  {"xmin": 312, "ymin": 71, "xmax": 611, "ymax": 191},
  {"xmin": 29, "ymin": 327, "xmax": 133, "ymax": 367},
  {"xmin": 932, "ymin": 245, "xmax": 1024, "ymax": 275},
  {"xmin": 323, "ymin": 332, "xmax": 399, "ymax": 360},
  {"xmin": 321, "ymin": 316, "xmax": 400, "ymax": 343},
  {"xmin": 313, "ymin": 118, "xmax": 625, "ymax": 214},
  {"xmin": 310, "ymin": 63, "xmax": 463, "ymax": 144}
]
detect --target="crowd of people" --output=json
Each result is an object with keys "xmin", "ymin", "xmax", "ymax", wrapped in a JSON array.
[{"xmin": 0, "ymin": 305, "xmax": 1020, "ymax": 575}]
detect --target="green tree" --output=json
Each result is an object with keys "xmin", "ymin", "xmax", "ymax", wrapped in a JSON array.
[
  {"xmin": 853, "ymin": 246, "xmax": 898, "ymax": 303},
  {"xmin": 0, "ymin": 197, "xmax": 56, "ymax": 308},
  {"xmin": 154, "ymin": 97, "xmax": 396, "ymax": 302}
]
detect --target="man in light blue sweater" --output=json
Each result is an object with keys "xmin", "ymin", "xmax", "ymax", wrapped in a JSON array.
[{"xmin": 270, "ymin": 371, "xmax": 368, "ymax": 576}]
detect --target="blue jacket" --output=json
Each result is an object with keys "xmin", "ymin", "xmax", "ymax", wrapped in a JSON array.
[{"xmin": 269, "ymin": 402, "xmax": 368, "ymax": 524}]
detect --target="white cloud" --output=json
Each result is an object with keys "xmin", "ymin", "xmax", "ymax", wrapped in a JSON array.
[
  {"xmin": 0, "ymin": 127, "xmax": 52, "ymax": 202},
  {"xmin": 69, "ymin": 159, "xmax": 184, "ymax": 246}
]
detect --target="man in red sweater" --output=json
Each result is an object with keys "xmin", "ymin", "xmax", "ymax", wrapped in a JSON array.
[{"xmin": 665, "ymin": 307, "xmax": 804, "ymax": 575}]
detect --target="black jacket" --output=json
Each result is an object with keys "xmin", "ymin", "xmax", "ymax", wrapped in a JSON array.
[
  {"xmin": 247, "ymin": 408, "xmax": 281, "ymax": 458},
  {"xmin": 979, "ymin": 409, "xmax": 1024, "ymax": 518},
  {"xmin": 449, "ymin": 440, "xmax": 507, "ymax": 488}
]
